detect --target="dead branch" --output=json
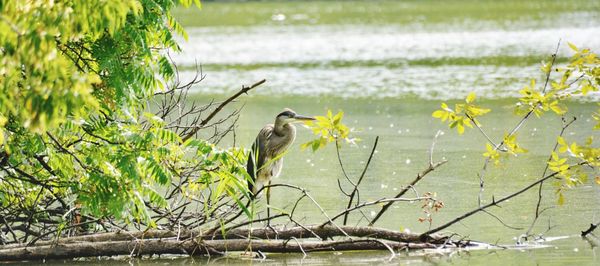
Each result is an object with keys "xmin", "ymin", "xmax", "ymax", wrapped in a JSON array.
[
  {"xmin": 0, "ymin": 237, "xmax": 449, "ymax": 261},
  {"xmin": 369, "ymin": 131, "xmax": 446, "ymax": 226},
  {"xmin": 422, "ymin": 162, "xmax": 586, "ymax": 236},
  {"xmin": 181, "ymin": 79, "xmax": 266, "ymax": 142},
  {"xmin": 323, "ymin": 197, "xmax": 432, "ymax": 227},
  {"xmin": 1, "ymin": 225, "xmax": 447, "ymax": 251},
  {"xmin": 368, "ymin": 160, "xmax": 447, "ymax": 227},
  {"xmin": 582, "ymin": 222, "xmax": 600, "ymax": 237},
  {"xmin": 342, "ymin": 136, "xmax": 379, "ymax": 225}
]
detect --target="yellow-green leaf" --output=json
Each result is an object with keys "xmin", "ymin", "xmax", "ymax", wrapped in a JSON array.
[
  {"xmin": 557, "ymin": 192, "xmax": 565, "ymax": 205},
  {"xmin": 457, "ymin": 124, "xmax": 465, "ymax": 134},
  {"xmin": 432, "ymin": 110, "xmax": 445, "ymax": 118},
  {"xmin": 568, "ymin": 42, "xmax": 578, "ymax": 52},
  {"xmin": 466, "ymin": 92, "xmax": 476, "ymax": 104}
]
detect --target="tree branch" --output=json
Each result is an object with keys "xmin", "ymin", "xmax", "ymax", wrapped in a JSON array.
[
  {"xmin": 181, "ymin": 79, "xmax": 266, "ymax": 142},
  {"xmin": 422, "ymin": 162, "xmax": 585, "ymax": 236}
]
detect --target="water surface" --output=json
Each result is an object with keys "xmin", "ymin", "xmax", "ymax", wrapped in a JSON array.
[{"xmin": 136, "ymin": 0, "xmax": 600, "ymax": 264}]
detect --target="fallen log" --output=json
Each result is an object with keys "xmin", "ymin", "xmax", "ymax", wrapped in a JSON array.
[
  {"xmin": 4, "ymin": 225, "xmax": 446, "ymax": 249},
  {"xmin": 0, "ymin": 238, "xmax": 444, "ymax": 261},
  {"xmin": 0, "ymin": 225, "xmax": 461, "ymax": 261}
]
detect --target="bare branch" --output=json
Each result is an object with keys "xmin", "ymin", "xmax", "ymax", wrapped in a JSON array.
[
  {"xmin": 343, "ymin": 136, "xmax": 379, "ymax": 225},
  {"xmin": 423, "ymin": 162, "xmax": 586, "ymax": 236},
  {"xmin": 181, "ymin": 79, "xmax": 266, "ymax": 142},
  {"xmin": 582, "ymin": 222, "xmax": 600, "ymax": 237},
  {"xmin": 369, "ymin": 162, "xmax": 447, "ymax": 225}
]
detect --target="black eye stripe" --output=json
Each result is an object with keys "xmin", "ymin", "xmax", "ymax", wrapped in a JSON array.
[{"xmin": 277, "ymin": 111, "xmax": 295, "ymax": 118}]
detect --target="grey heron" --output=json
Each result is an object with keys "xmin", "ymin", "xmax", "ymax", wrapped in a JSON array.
[{"xmin": 246, "ymin": 108, "xmax": 315, "ymax": 215}]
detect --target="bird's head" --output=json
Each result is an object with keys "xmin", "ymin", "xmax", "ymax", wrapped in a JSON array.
[{"xmin": 276, "ymin": 108, "xmax": 316, "ymax": 125}]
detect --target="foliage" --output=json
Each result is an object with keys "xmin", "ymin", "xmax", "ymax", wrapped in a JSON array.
[
  {"xmin": 594, "ymin": 105, "xmax": 600, "ymax": 129},
  {"xmin": 0, "ymin": 0, "xmax": 250, "ymax": 233},
  {"xmin": 0, "ymin": 0, "xmax": 197, "ymax": 133},
  {"xmin": 432, "ymin": 92, "xmax": 490, "ymax": 134},
  {"xmin": 301, "ymin": 110, "xmax": 357, "ymax": 152},
  {"xmin": 432, "ymin": 43, "xmax": 600, "ymax": 205},
  {"xmin": 418, "ymin": 192, "xmax": 444, "ymax": 226},
  {"xmin": 482, "ymin": 133, "xmax": 528, "ymax": 166}
]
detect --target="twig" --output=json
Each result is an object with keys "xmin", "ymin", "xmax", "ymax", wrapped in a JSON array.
[
  {"xmin": 525, "ymin": 116, "xmax": 576, "ymax": 236},
  {"xmin": 422, "ymin": 162, "xmax": 585, "ymax": 236},
  {"xmin": 482, "ymin": 210, "xmax": 523, "ymax": 230},
  {"xmin": 290, "ymin": 237, "xmax": 307, "ymax": 259},
  {"xmin": 181, "ymin": 79, "xmax": 266, "ymax": 142},
  {"xmin": 582, "ymin": 222, "xmax": 600, "ymax": 237},
  {"xmin": 1, "ymin": 217, "xmax": 19, "ymax": 245},
  {"xmin": 429, "ymin": 130, "xmax": 442, "ymax": 166},
  {"xmin": 476, "ymin": 40, "xmax": 562, "ymax": 207},
  {"xmin": 373, "ymin": 239, "xmax": 396, "ymax": 261},
  {"xmin": 324, "ymin": 197, "xmax": 431, "ymax": 227},
  {"xmin": 369, "ymin": 162, "xmax": 447, "ymax": 226},
  {"xmin": 335, "ymin": 139, "xmax": 356, "ymax": 189},
  {"xmin": 466, "ymin": 116, "xmax": 501, "ymax": 150},
  {"xmin": 342, "ymin": 136, "xmax": 379, "ymax": 225},
  {"xmin": 258, "ymin": 183, "xmax": 349, "ymax": 237},
  {"xmin": 223, "ymin": 214, "xmax": 286, "ymax": 233},
  {"xmin": 369, "ymin": 132, "xmax": 446, "ymax": 226}
]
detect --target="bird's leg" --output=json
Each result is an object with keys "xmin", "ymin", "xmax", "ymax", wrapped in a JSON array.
[
  {"xmin": 265, "ymin": 181, "xmax": 279, "ymax": 238},
  {"xmin": 266, "ymin": 181, "xmax": 271, "ymax": 226}
]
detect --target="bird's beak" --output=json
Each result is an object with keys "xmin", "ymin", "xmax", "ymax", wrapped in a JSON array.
[{"xmin": 293, "ymin": 115, "xmax": 316, "ymax": 122}]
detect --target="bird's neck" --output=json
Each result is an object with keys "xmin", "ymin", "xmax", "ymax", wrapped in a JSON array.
[{"xmin": 274, "ymin": 122, "xmax": 295, "ymax": 137}]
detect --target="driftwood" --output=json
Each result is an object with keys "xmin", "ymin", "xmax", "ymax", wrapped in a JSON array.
[
  {"xmin": 0, "ymin": 238, "xmax": 446, "ymax": 261},
  {"xmin": 0, "ymin": 225, "xmax": 461, "ymax": 261},
  {"xmin": 1, "ymin": 225, "xmax": 447, "ymax": 249}
]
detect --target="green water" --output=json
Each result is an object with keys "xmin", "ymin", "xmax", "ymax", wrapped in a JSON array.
[{"xmin": 97, "ymin": 0, "xmax": 600, "ymax": 264}]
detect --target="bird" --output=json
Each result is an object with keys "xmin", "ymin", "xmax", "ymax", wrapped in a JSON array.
[{"xmin": 246, "ymin": 108, "xmax": 315, "ymax": 216}]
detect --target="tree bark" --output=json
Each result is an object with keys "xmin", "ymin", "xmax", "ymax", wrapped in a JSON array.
[
  {"xmin": 0, "ymin": 225, "xmax": 457, "ymax": 261},
  {"xmin": 6, "ymin": 225, "xmax": 446, "ymax": 249},
  {"xmin": 0, "ymin": 238, "xmax": 443, "ymax": 261}
]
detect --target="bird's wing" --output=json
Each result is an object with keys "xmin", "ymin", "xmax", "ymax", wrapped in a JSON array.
[{"xmin": 246, "ymin": 124, "xmax": 273, "ymax": 193}]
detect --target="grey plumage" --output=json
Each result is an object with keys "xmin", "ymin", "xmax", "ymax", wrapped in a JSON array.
[{"xmin": 246, "ymin": 108, "xmax": 315, "ymax": 197}]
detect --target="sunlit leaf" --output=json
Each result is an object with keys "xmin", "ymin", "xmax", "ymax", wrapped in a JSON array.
[{"xmin": 466, "ymin": 92, "xmax": 476, "ymax": 104}]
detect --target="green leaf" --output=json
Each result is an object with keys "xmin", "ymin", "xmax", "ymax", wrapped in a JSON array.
[{"xmin": 146, "ymin": 158, "xmax": 171, "ymax": 185}]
